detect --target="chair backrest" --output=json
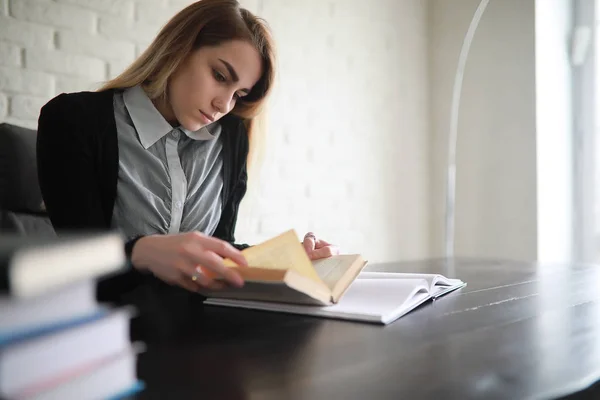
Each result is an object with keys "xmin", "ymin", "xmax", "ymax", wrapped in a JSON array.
[
  {"xmin": 0, "ymin": 123, "xmax": 46, "ymax": 214},
  {"xmin": 0, "ymin": 123, "xmax": 55, "ymax": 235}
]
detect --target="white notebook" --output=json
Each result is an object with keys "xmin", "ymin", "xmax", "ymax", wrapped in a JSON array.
[{"xmin": 205, "ymin": 271, "xmax": 466, "ymax": 325}]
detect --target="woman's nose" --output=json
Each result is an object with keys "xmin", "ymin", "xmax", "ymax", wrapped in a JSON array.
[
  {"xmin": 212, "ymin": 99, "xmax": 224, "ymax": 114},
  {"xmin": 213, "ymin": 94, "xmax": 234, "ymax": 115},
  {"xmin": 214, "ymin": 98, "xmax": 231, "ymax": 114}
]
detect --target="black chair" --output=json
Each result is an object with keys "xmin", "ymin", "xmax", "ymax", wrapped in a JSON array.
[{"xmin": 0, "ymin": 123, "xmax": 54, "ymax": 235}]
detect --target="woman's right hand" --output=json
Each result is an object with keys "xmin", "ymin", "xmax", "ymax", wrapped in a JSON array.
[{"xmin": 130, "ymin": 231, "xmax": 248, "ymax": 292}]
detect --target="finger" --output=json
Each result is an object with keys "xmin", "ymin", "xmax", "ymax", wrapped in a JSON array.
[
  {"xmin": 199, "ymin": 235, "xmax": 248, "ymax": 267},
  {"xmin": 314, "ymin": 239, "xmax": 332, "ymax": 249},
  {"xmin": 308, "ymin": 246, "xmax": 339, "ymax": 260},
  {"xmin": 303, "ymin": 237, "xmax": 315, "ymax": 253},
  {"xmin": 181, "ymin": 242, "xmax": 244, "ymax": 287},
  {"xmin": 195, "ymin": 251, "xmax": 244, "ymax": 288},
  {"xmin": 189, "ymin": 266, "xmax": 227, "ymax": 290},
  {"xmin": 189, "ymin": 266, "xmax": 217, "ymax": 288},
  {"xmin": 303, "ymin": 232, "xmax": 317, "ymax": 253},
  {"xmin": 205, "ymin": 280, "xmax": 227, "ymax": 290},
  {"xmin": 177, "ymin": 274, "xmax": 202, "ymax": 292}
]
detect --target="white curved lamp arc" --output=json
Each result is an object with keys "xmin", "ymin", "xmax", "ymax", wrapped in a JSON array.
[{"xmin": 445, "ymin": 0, "xmax": 491, "ymax": 260}]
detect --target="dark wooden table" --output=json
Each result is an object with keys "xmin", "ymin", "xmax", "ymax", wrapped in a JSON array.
[{"xmin": 132, "ymin": 258, "xmax": 600, "ymax": 400}]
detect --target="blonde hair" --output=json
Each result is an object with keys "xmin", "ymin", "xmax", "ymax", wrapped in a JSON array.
[{"xmin": 99, "ymin": 0, "xmax": 276, "ymax": 171}]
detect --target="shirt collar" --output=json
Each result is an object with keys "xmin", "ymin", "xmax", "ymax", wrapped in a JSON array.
[
  {"xmin": 181, "ymin": 123, "xmax": 221, "ymax": 141},
  {"xmin": 123, "ymin": 85, "xmax": 219, "ymax": 149}
]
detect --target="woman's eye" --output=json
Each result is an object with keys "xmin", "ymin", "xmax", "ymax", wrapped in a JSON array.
[{"xmin": 213, "ymin": 70, "xmax": 226, "ymax": 82}]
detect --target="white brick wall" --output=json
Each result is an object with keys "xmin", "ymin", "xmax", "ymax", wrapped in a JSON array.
[
  {"xmin": 0, "ymin": 0, "xmax": 431, "ymax": 263},
  {"xmin": 0, "ymin": 92, "xmax": 7, "ymax": 119},
  {"xmin": 11, "ymin": 0, "xmax": 97, "ymax": 33},
  {"xmin": 25, "ymin": 49, "xmax": 106, "ymax": 80},
  {"xmin": 0, "ymin": 16, "xmax": 54, "ymax": 48},
  {"xmin": 0, "ymin": 67, "xmax": 53, "ymax": 95},
  {"xmin": 0, "ymin": 40, "xmax": 20, "ymax": 66}
]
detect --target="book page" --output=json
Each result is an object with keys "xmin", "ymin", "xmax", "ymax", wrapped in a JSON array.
[
  {"xmin": 207, "ymin": 278, "xmax": 431, "ymax": 325},
  {"xmin": 324, "ymin": 279, "xmax": 429, "ymax": 321},
  {"xmin": 223, "ymin": 230, "xmax": 323, "ymax": 284},
  {"xmin": 312, "ymin": 255, "xmax": 361, "ymax": 291},
  {"xmin": 359, "ymin": 272, "xmax": 464, "ymax": 293},
  {"xmin": 358, "ymin": 272, "xmax": 437, "ymax": 288}
]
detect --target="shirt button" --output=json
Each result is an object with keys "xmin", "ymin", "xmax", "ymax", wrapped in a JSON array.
[
  {"xmin": 171, "ymin": 130, "xmax": 179, "ymax": 139},
  {"xmin": 175, "ymin": 201, "xmax": 182, "ymax": 209}
]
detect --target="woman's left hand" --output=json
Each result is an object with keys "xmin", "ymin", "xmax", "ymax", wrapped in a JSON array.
[{"xmin": 302, "ymin": 232, "xmax": 340, "ymax": 260}]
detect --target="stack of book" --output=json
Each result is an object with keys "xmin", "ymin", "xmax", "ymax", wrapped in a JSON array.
[{"xmin": 0, "ymin": 233, "xmax": 144, "ymax": 399}]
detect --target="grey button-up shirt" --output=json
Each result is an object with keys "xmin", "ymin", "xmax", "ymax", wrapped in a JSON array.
[{"xmin": 110, "ymin": 85, "xmax": 224, "ymax": 240}]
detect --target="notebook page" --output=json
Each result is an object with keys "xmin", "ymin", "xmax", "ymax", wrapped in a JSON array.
[
  {"xmin": 359, "ymin": 272, "xmax": 437, "ymax": 289},
  {"xmin": 430, "ymin": 281, "xmax": 467, "ymax": 298},
  {"xmin": 322, "ymin": 279, "xmax": 429, "ymax": 321},
  {"xmin": 206, "ymin": 278, "xmax": 430, "ymax": 324},
  {"xmin": 359, "ymin": 272, "xmax": 462, "ymax": 292}
]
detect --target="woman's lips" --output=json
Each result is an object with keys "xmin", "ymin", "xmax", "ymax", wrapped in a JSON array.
[{"xmin": 199, "ymin": 110, "xmax": 214, "ymax": 124}]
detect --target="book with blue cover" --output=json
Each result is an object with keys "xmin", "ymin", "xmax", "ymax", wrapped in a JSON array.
[
  {"xmin": 0, "ymin": 308, "xmax": 137, "ymax": 399},
  {"xmin": 0, "ymin": 280, "xmax": 108, "ymax": 346},
  {"xmin": 13, "ymin": 346, "xmax": 144, "ymax": 400}
]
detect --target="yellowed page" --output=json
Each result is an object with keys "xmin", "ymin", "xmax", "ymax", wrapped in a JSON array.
[
  {"xmin": 311, "ymin": 254, "xmax": 365, "ymax": 292},
  {"xmin": 224, "ymin": 230, "xmax": 323, "ymax": 284}
]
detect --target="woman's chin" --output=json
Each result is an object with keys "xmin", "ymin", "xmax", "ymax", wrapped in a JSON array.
[{"xmin": 179, "ymin": 119, "xmax": 205, "ymax": 132}]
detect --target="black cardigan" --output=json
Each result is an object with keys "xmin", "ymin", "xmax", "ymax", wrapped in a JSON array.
[{"xmin": 36, "ymin": 89, "xmax": 250, "ymax": 301}]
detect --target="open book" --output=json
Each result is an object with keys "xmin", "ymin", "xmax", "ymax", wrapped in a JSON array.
[
  {"xmin": 200, "ymin": 230, "xmax": 466, "ymax": 323},
  {"xmin": 205, "ymin": 271, "xmax": 466, "ymax": 325},
  {"xmin": 200, "ymin": 230, "xmax": 368, "ymax": 306}
]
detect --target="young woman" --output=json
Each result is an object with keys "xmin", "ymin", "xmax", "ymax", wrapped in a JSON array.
[{"xmin": 36, "ymin": 0, "xmax": 338, "ymax": 299}]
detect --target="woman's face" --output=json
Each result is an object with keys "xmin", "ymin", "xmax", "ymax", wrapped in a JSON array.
[{"xmin": 167, "ymin": 39, "xmax": 263, "ymax": 130}]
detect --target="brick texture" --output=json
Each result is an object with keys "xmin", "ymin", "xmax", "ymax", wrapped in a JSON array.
[
  {"xmin": 10, "ymin": 0, "xmax": 96, "ymax": 33},
  {"xmin": 0, "ymin": 92, "xmax": 7, "ymax": 119},
  {"xmin": 9, "ymin": 94, "xmax": 47, "ymax": 119},
  {"xmin": 0, "ymin": 41, "xmax": 21, "ymax": 67},
  {"xmin": 0, "ymin": 67, "xmax": 53, "ymax": 96},
  {"xmin": 56, "ymin": 31, "xmax": 135, "ymax": 62},
  {"xmin": 25, "ymin": 49, "xmax": 106, "ymax": 80},
  {"xmin": 0, "ymin": 16, "xmax": 54, "ymax": 48},
  {"xmin": 0, "ymin": 0, "xmax": 430, "ymax": 262},
  {"xmin": 55, "ymin": 0, "xmax": 135, "ymax": 18}
]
